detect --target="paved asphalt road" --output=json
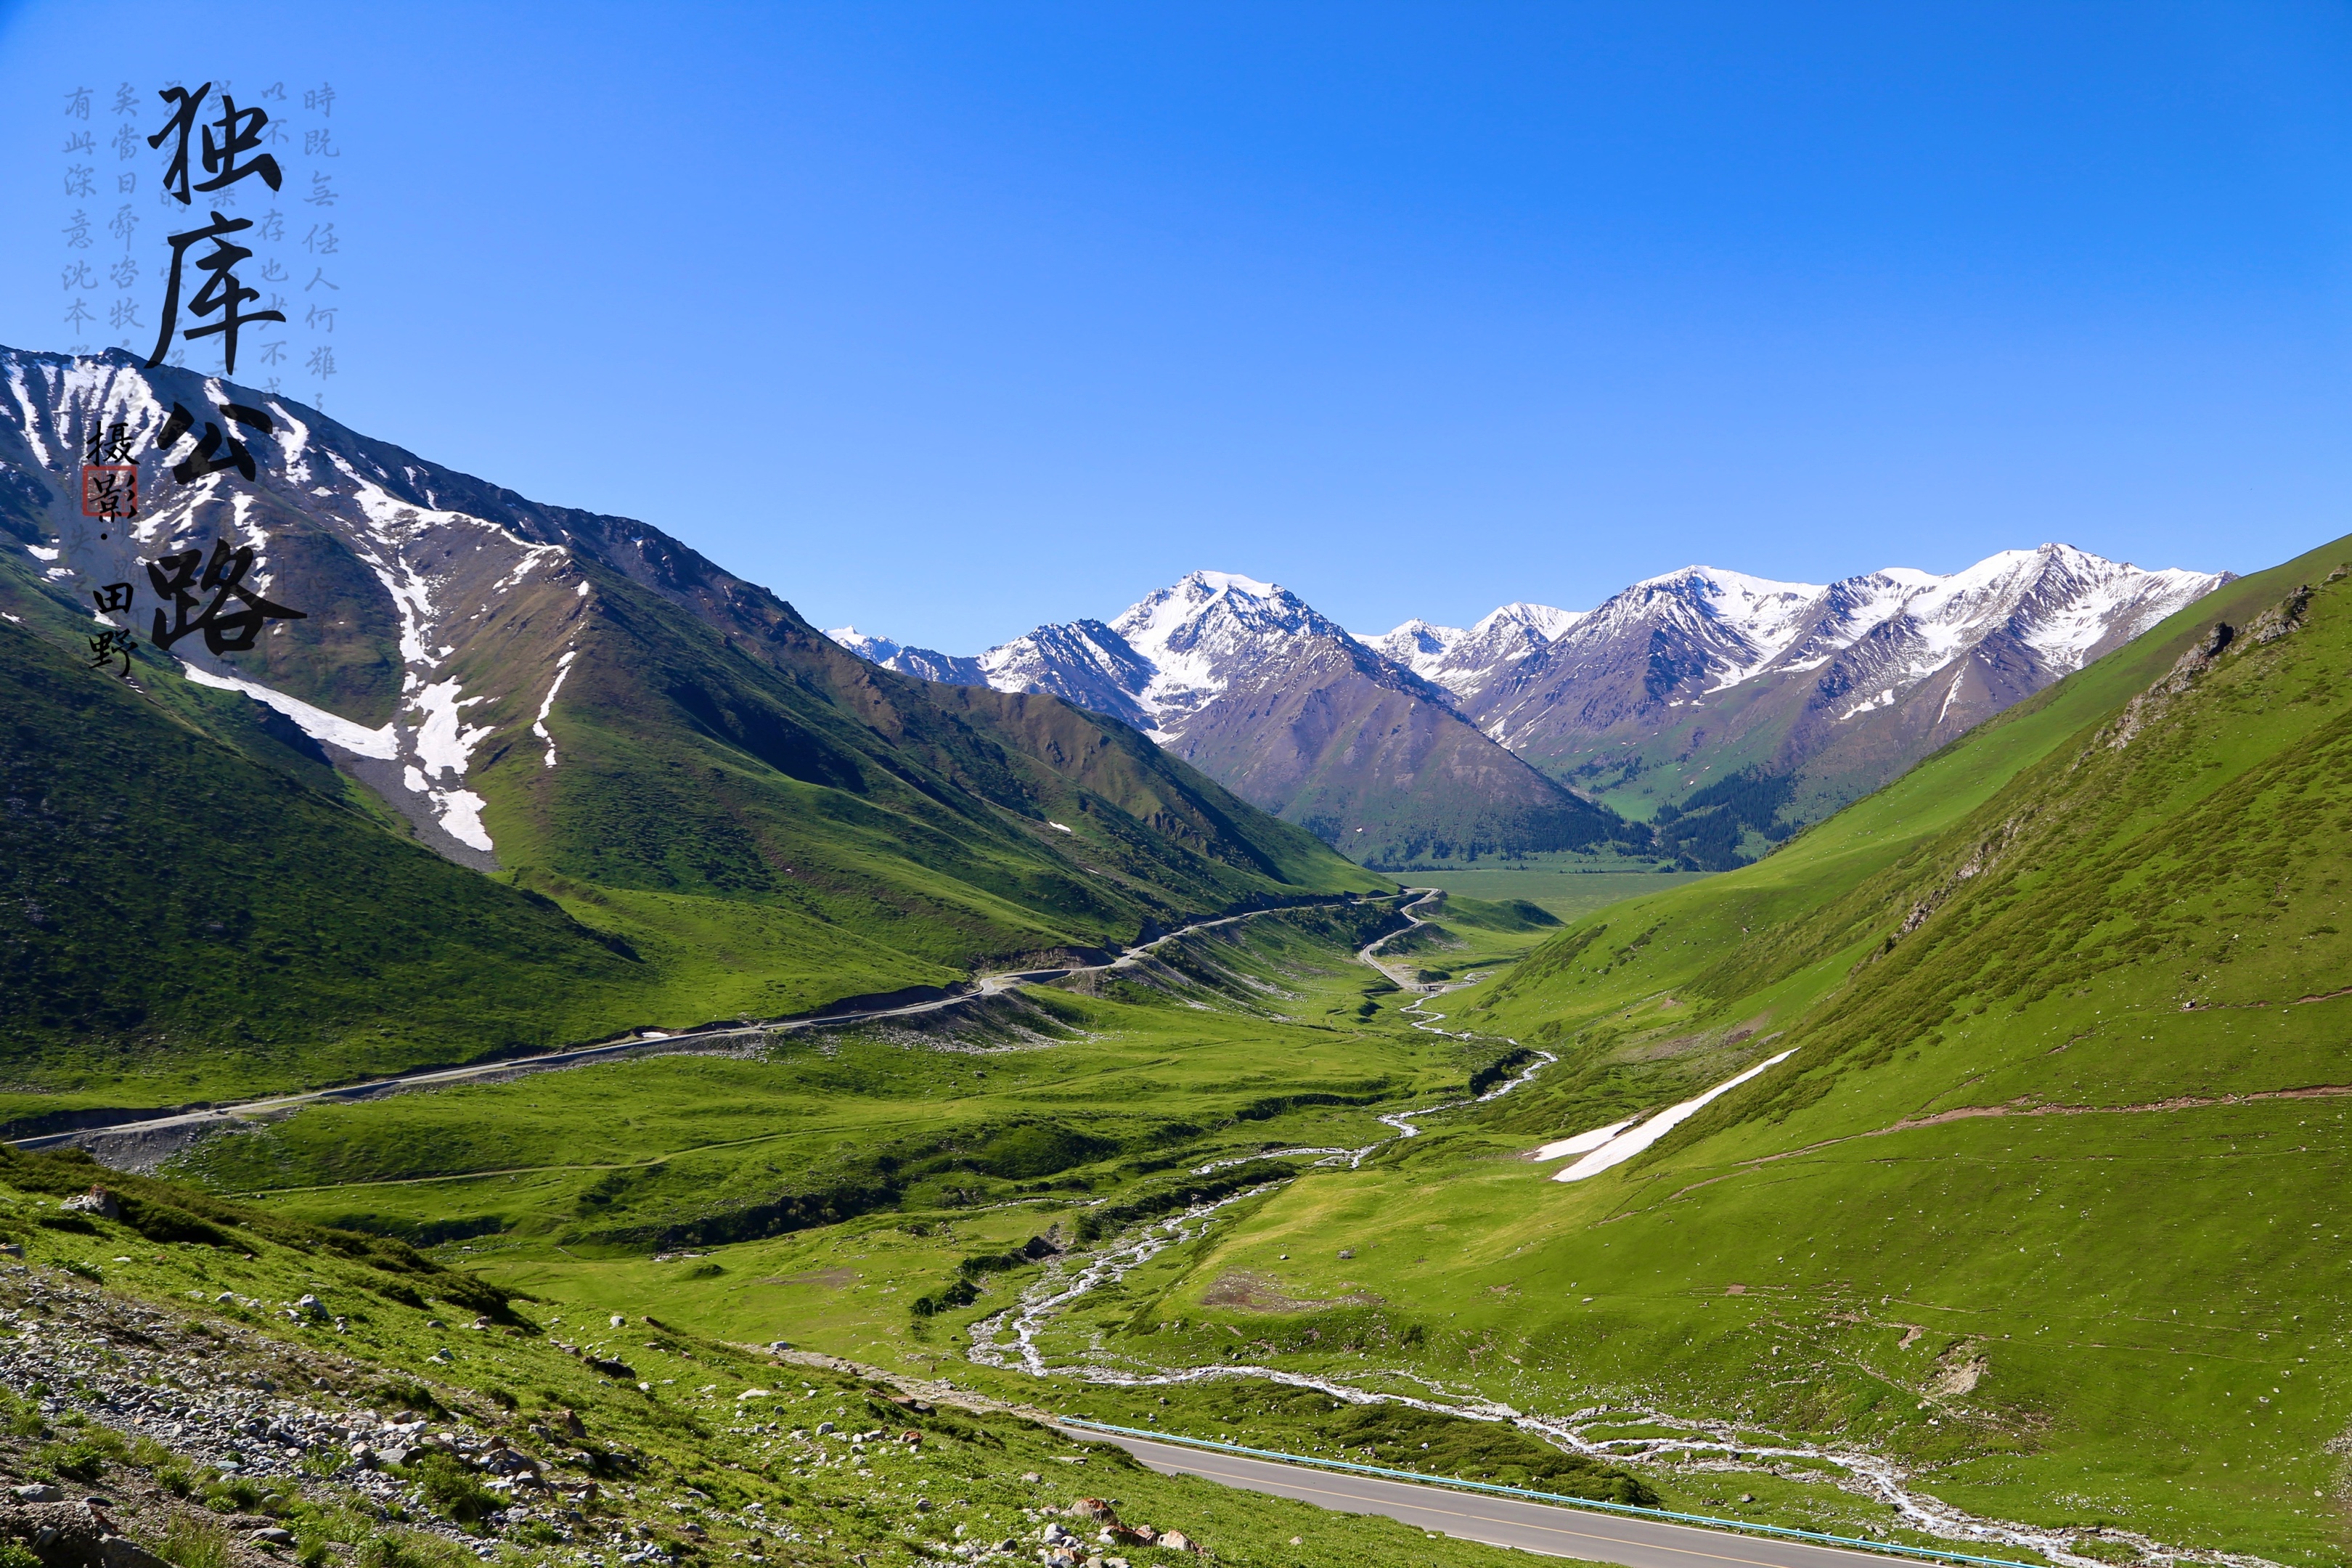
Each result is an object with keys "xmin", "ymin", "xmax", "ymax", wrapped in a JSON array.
[
  {"xmin": 1079, "ymin": 1429, "xmax": 1945, "ymax": 1568},
  {"xmin": 9, "ymin": 899, "xmax": 1376, "ymax": 1153}
]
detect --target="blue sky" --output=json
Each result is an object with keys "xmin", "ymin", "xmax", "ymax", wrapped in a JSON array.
[{"xmin": 3, "ymin": 3, "xmax": 2349, "ymax": 650}]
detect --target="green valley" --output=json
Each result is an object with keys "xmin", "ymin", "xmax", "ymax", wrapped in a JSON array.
[
  {"xmin": 4, "ymin": 358, "xmax": 2344, "ymax": 1568},
  {"xmin": 128, "ymin": 531, "xmax": 2352, "ymax": 1568}
]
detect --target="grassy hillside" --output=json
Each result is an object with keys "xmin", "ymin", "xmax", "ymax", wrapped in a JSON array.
[
  {"xmin": 1095, "ymin": 532, "xmax": 2352, "ymax": 1564},
  {"xmin": 0, "ymin": 1140, "xmax": 1614, "ymax": 1568},
  {"xmin": 0, "ymin": 523, "xmax": 1379, "ymax": 1106},
  {"xmin": 0, "ymin": 611, "xmax": 666, "ymax": 1097},
  {"xmin": 478, "ymin": 567, "xmax": 1382, "ymax": 973}
]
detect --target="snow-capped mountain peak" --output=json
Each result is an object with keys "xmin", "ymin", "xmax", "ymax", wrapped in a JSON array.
[
  {"xmin": 1474, "ymin": 601, "xmax": 1585, "ymax": 642},
  {"xmin": 1627, "ymin": 565, "xmax": 1828, "ymax": 685},
  {"xmin": 1105, "ymin": 571, "xmax": 1359, "ymax": 730},
  {"xmin": 1111, "ymin": 571, "xmax": 1326, "ymax": 658},
  {"xmin": 1365, "ymin": 617, "xmax": 1466, "ymax": 679},
  {"xmin": 825, "ymin": 626, "xmax": 900, "ymax": 663},
  {"xmin": 1367, "ymin": 601, "xmax": 1585, "ymax": 695}
]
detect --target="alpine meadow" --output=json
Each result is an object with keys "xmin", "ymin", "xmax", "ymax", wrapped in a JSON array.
[{"xmin": 2, "ymin": 13, "xmax": 2349, "ymax": 1568}]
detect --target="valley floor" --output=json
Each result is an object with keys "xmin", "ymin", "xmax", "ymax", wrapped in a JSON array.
[{"xmin": 113, "ymin": 887, "xmax": 2335, "ymax": 1568}]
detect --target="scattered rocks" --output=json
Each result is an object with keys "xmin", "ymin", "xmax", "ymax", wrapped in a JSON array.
[
  {"xmin": 1039, "ymin": 1500, "xmax": 1198, "ymax": 1556},
  {"xmin": 0, "ymin": 1268, "xmax": 571, "ymax": 1561},
  {"xmin": 58, "ymin": 1190, "xmax": 119, "ymax": 1222}
]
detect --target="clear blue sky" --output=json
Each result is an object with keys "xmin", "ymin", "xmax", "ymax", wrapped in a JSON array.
[{"xmin": 3, "ymin": 3, "xmax": 2349, "ymax": 650}]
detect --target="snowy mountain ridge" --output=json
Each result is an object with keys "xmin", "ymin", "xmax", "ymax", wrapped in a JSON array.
[
  {"xmin": 830, "ymin": 571, "xmax": 1393, "ymax": 745},
  {"xmin": 833, "ymin": 544, "xmax": 2222, "ymax": 744},
  {"xmin": 830, "ymin": 543, "xmax": 2227, "ymax": 862},
  {"xmin": 0, "ymin": 352, "xmax": 603, "ymax": 868},
  {"xmin": 1368, "ymin": 601, "xmax": 1585, "ymax": 695}
]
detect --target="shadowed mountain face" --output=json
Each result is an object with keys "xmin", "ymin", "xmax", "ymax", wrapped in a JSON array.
[
  {"xmin": 0, "ymin": 346, "xmax": 1382, "ymax": 1074},
  {"xmin": 843, "ymin": 550, "xmax": 2225, "ymax": 870},
  {"xmin": 835, "ymin": 572, "xmax": 1638, "ymax": 868}
]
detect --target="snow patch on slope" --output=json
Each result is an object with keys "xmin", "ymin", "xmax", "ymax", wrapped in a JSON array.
[
  {"xmin": 7, "ymin": 365, "xmax": 55, "ymax": 469},
  {"xmin": 1529, "ymin": 1119, "xmax": 1637, "ymax": 1161},
  {"xmin": 408, "ymin": 678, "xmax": 498, "ymax": 851},
  {"xmin": 1553, "ymin": 1049, "xmax": 1798, "ymax": 1182},
  {"xmin": 412, "ymin": 677, "xmax": 494, "ymax": 783},
  {"xmin": 175, "ymin": 661, "xmax": 399, "ymax": 760},
  {"xmin": 534, "ymin": 649, "xmax": 578, "ymax": 768}
]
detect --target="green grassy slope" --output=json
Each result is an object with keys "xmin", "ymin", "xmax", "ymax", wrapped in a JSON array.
[
  {"xmin": 1, "ymin": 489, "xmax": 1380, "ymax": 1098},
  {"xmin": 0, "ymin": 1141, "xmax": 1617, "ymax": 1568},
  {"xmin": 1116, "ymin": 533, "xmax": 2352, "ymax": 1563},
  {"xmin": 0, "ymin": 612, "xmax": 670, "ymax": 1099},
  {"xmin": 478, "ymin": 575, "xmax": 1379, "ymax": 968}
]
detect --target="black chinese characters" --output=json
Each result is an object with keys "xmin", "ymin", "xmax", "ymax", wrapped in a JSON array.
[
  {"xmin": 157, "ymin": 398, "xmax": 274, "ymax": 484},
  {"xmin": 145, "ymin": 83, "xmax": 285, "ymax": 374},
  {"xmin": 147, "ymin": 539, "xmax": 306, "ymax": 655}
]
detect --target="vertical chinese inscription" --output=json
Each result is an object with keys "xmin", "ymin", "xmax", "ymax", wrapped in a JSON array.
[
  {"xmin": 75, "ymin": 76, "xmax": 315, "ymax": 386},
  {"xmin": 108, "ymin": 82, "xmax": 144, "ymax": 342},
  {"xmin": 62, "ymin": 83, "xmax": 94, "ymax": 352},
  {"xmin": 297, "ymin": 81, "xmax": 340, "ymax": 405},
  {"xmin": 143, "ymin": 82, "xmax": 285, "ymax": 376}
]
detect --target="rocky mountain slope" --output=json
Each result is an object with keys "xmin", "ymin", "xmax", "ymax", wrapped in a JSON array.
[
  {"xmin": 1364, "ymin": 602, "xmax": 1583, "ymax": 697},
  {"xmin": 1449, "ymin": 547, "xmax": 2227, "ymax": 854},
  {"xmin": 0, "ymin": 346, "xmax": 1381, "ymax": 1088},
  {"xmin": 838, "ymin": 573, "xmax": 1637, "ymax": 869},
  {"xmin": 847, "ymin": 549, "xmax": 2222, "ymax": 869}
]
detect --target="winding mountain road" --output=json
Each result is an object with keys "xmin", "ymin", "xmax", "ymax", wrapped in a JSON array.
[
  {"xmin": 10, "ymin": 895, "xmax": 1397, "ymax": 1155},
  {"xmin": 1073, "ymin": 1426, "xmax": 1995, "ymax": 1568}
]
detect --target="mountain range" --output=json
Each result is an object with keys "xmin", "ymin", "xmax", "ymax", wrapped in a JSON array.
[
  {"xmin": 0, "ymin": 346, "xmax": 1381, "ymax": 1079},
  {"xmin": 835, "ymin": 548, "xmax": 2226, "ymax": 868}
]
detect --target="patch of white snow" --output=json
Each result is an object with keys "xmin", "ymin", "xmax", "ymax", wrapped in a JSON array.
[
  {"xmin": 534, "ymin": 649, "xmax": 578, "ymax": 769},
  {"xmin": 1529, "ymin": 1120, "xmax": 1637, "ymax": 1161},
  {"xmin": 410, "ymin": 677, "xmax": 494, "ymax": 784},
  {"xmin": 434, "ymin": 791, "xmax": 495, "ymax": 852},
  {"xmin": 1554, "ymin": 1049, "xmax": 1797, "ymax": 1183},
  {"xmin": 176, "ymin": 662, "xmax": 398, "ymax": 759}
]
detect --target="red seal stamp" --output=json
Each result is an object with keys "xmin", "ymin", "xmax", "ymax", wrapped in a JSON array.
[{"xmin": 81, "ymin": 465, "xmax": 137, "ymax": 518}]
